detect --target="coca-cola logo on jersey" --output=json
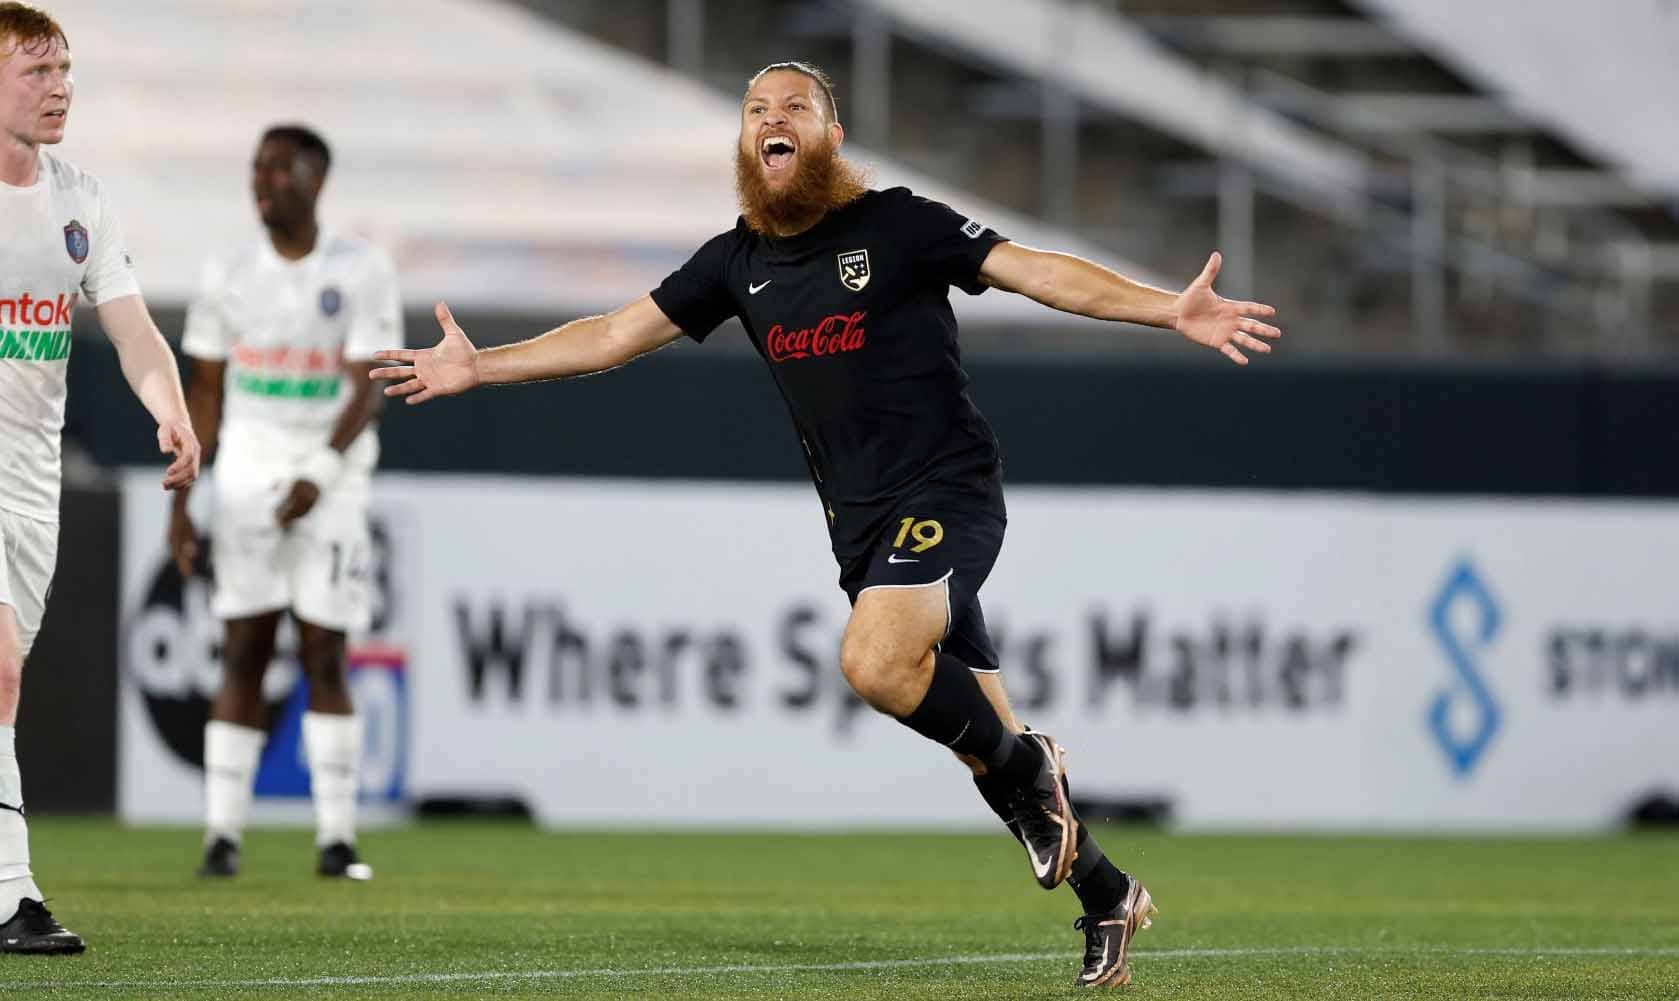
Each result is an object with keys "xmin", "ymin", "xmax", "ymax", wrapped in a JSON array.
[{"xmin": 766, "ymin": 311, "xmax": 867, "ymax": 363}]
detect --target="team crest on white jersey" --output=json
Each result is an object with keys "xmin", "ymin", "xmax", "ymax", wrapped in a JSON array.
[
  {"xmin": 63, "ymin": 220, "xmax": 89, "ymax": 264},
  {"xmin": 837, "ymin": 249, "xmax": 870, "ymax": 292}
]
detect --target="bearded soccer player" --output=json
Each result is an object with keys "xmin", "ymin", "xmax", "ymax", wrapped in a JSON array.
[
  {"xmin": 171, "ymin": 125, "xmax": 396, "ymax": 882},
  {"xmin": 0, "ymin": 2, "xmax": 200, "ymax": 953},
  {"xmin": 375, "ymin": 62, "xmax": 1279, "ymax": 988}
]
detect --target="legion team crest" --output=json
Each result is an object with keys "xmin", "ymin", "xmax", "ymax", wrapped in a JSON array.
[
  {"xmin": 837, "ymin": 249, "xmax": 870, "ymax": 292},
  {"xmin": 64, "ymin": 220, "xmax": 89, "ymax": 264}
]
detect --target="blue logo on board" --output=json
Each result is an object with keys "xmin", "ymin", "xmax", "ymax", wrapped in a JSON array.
[
  {"xmin": 1426, "ymin": 558, "xmax": 1503, "ymax": 778},
  {"xmin": 252, "ymin": 659, "xmax": 409, "ymax": 804}
]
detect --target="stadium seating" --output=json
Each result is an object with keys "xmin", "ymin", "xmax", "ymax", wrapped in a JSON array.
[{"xmin": 50, "ymin": 0, "xmax": 1141, "ymax": 328}]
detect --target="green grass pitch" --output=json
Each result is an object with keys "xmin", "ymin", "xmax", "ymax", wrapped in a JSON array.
[{"xmin": 3, "ymin": 818, "xmax": 1675, "ymax": 998}]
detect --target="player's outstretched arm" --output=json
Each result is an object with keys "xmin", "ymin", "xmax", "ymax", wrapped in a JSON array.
[
  {"xmin": 96, "ymin": 294, "xmax": 202, "ymax": 488},
  {"xmin": 979, "ymin": 243, "xmax": 1281, "ymax": 365},
  {"xmin": 371, "ymin": 296, "xmax": 685, "ymax": 405}
]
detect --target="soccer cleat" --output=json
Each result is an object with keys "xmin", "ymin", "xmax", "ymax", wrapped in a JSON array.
[
  {"xmin": 1009, "ymin": 730, "xmax": 1078, "ymax": 889},
  {"xmin": 1073, "ymin": 876, "xmax": 1157, "ymax": 988},
  {"xmin": 197, "ymin": 836, "xmax": 240, "ymax": 878},
  {"xmin": 317, "ymin": 841, "xmax": 373, "ymax": 881},
  {"xmin": 0, "ymin": 898, "xmax": 86, "ymax": 955}
]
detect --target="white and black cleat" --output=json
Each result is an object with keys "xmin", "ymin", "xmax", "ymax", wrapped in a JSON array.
[
  {"xmin": 317, "ymin": 841, "xmax": 373, "ymax": 881},
  {"xmin": 1073, "ymin": 877, "xmax": 1157, "ymax": 988},
  {"xmin": 0, "ymin": 899, "xmax": 86, "ymax": 955}
]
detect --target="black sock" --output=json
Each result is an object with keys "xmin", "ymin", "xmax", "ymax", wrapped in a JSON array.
[
  {"xmin": 1067, "ymin": 826, "xmax": 1130, "ymax": 915},
  {"xmin": 972, "ymin": 770, "xmax": 1024, "ymax": 846},
  {"xmin": 898, "ymin": 654, "xmax": 1039, "ymax": 784},
  {"xmin": 990, "ymin": 731, "xmax": 1044, "ymax": 788}
]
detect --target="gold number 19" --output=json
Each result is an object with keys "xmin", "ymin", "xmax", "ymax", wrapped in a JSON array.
[{"xmin": 892, "ymin": 517, "xmax": 945, "ymax": 553}]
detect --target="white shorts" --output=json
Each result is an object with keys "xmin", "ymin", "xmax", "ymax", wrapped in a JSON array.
[
  {"xmin": 0, "ymin": 507, "xmax": 58, "ymax": 659},
  {"xmin": 209, "ymin": 464, "xmax": 372, "ymax": 634}
]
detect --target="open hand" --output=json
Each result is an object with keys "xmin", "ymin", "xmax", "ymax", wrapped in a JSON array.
[
  {"xmin": 1173, "ymin": 252, "xmax": 1282, "ymax": 365},
  {"xmin": 370, "ymin": 301, "xmax": 481, "ymax": 404}
]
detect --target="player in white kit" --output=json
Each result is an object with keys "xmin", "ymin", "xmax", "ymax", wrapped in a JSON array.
[
  {"xmin": 168, "ymin": 125, "xmax": 396, "ymax": 881},
  {"xmin": 0, "ymin": 3, "xmax": 201, "ymax": 953}
]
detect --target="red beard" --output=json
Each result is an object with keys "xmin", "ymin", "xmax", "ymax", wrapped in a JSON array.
[{"xmin": 735, "ymin": 135, "xmax": 868, "ymax": 237}]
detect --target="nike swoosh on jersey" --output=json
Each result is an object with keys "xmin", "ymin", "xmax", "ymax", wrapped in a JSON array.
[
  {"xmin": 748, "ymin": 280, "xmax": 772, "ymax": 294},
  {"xmin": 887, "ymin": 554, "xmax": 919, "ymax": 564}
]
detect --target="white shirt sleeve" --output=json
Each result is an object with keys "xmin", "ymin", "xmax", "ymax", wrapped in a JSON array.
[
  {"xmin": 344, "ymin": 248, "xmax": 401, "ymax": 362},
  {"xmin": 180, "ymin": 256, "xmax": 231, "ymax": 361},
  {"xmin": 81, "ymin": 180, "xmax": 141, "ymax": 305}
]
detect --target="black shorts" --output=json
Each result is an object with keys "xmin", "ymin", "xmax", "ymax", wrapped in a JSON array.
[{"xmin": 838, "ymin": 476, "xmax": 1007, "ymax": 673}]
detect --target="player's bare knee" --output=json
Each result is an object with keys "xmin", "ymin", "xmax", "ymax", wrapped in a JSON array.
[
  {"xmin": 295, "ymin": 625, "xmax": 351, "ymax": 708},
  {"xmin": 837, "ymin": 637, "xmax": 890, "ymax": 708},
  {"xmin": 304, "ymin": 660, "xmax": 350, "ymax": 700},
  {"xmin": 210, "ymin": 678, "xmax": 265, "ymax": 728},
  {"xmin": 217, "ymin": 633, "xmax": 270, "ymax": 704},
  {"xmin": 954, "ymin": 750, "xmax": 987, "ymax": 776},
  {"xmin": 840, "ymin": 638, "xmax": 929, "ymax": 712},
  {"xmin": 218, "ymin": 652, "xmax": 267, "ymax": 692},
  {"xmin": 298, "ymin": 635, "xmax": 345, "ymax": 685}
]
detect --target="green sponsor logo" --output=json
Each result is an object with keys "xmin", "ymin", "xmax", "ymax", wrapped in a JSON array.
[
  {"xmin": 233, "ymin": 373, "xmax": 342, "ymax": 399},
  {"xmin": 0, "ymin": 327, "xmax": 73, "ymax": 362}
]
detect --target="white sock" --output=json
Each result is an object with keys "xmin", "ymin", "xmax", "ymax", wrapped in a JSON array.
[
  {"xmin": 0, "ymin": 724, "xmax": 42, "ymax": 920},
  {"xmin": 303, "ymin": 712, "xmax": 360, "ymax": 848},
  {"xmin": 203, "ymin": 720, "xmax": 265, "ymax": 845}
]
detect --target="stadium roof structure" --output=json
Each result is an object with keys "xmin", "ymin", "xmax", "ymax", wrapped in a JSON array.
[
  {"xmin": 1120, "ymin": 0, "xmax": 1679, "ymax": 348},
  {"xmin": 531, "ymin": 0, "xmax": 1677, "ymax": 356},
  {"xmin": 1358, "ymin": 0, "xmax": 1679, "ymax": 199}
]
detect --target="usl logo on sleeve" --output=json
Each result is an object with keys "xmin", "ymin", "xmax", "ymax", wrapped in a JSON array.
[{"xmin": 960, "ymin": 219, "xmax": 985, "ymax": 238}]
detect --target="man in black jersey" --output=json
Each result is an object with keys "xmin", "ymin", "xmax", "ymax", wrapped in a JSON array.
[{"xmin": 373, "ymin": 62, "xmax": 1280, "ymax": 989}]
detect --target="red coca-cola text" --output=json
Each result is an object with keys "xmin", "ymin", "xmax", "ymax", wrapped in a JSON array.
[{"xmin": 766, "ymin": 311, "xmax": 867, "ymax": 362}]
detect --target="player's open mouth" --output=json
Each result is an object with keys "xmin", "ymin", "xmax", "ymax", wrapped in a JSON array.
[
  {"xmin": 43, "ymin": 109, "xmax": 65, "ymax": 121},
  {"xmin": 760, "ymin": 134, "xmax": 797, "ymax": 171}
]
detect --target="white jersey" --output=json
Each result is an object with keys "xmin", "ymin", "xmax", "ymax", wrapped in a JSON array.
[
  {"xmin": 0, "ymin": 150, "xmax": 140, "ymax": 521},
  {"xmin": 182, "ymin": 230, "xmax": 400, "ymax": 475}
]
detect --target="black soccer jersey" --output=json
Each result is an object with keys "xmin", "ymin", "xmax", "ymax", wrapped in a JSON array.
[{"xmin": 650, "ymin": 186, "xmax": 1009, "ymax": 562}]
